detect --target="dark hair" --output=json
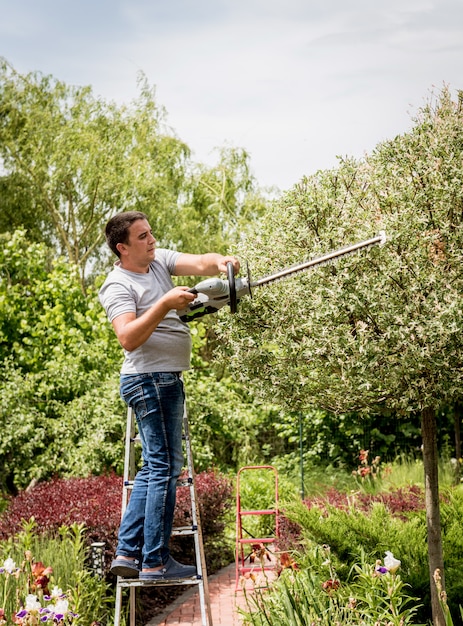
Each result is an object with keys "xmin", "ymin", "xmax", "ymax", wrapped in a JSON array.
[{"xmin": 105, "ymin": 211, "xmax": 149, "ymax": 257}]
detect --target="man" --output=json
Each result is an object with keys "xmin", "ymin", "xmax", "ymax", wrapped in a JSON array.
[{"xmin": 99, "ymin": 211, "xmax": 240, "ymax": 581}]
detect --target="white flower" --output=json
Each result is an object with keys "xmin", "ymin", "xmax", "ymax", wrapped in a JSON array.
[
  {"xmin": 52, "ymin": 598, "xmax": 70, "ymax": 617},
  {"xmin": 24, "ymin": 594, "xmax": 42, "ymax": 610},
  {"xmin": 384, "ymin": 551, "xmax": 401, "ymax": 574},
  {"xmin": 49, "ymin": 585, "xmax": 64, "ymax": 599},
  {"xmin": 3, "ymin": 557, "xmax": 16, "ymax": 573}
]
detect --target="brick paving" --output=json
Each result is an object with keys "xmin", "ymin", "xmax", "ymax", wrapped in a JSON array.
[{"xmin": 146, "ymin": 564, "xmax": 249, "ymax": 626}]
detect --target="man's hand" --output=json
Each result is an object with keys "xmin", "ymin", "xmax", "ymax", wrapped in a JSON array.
[
  {"xmin": 112, "ymin": 287, "xmax": 197, "ymax": 352},
  {"xmin": 163, "ymin": 286, "xmax": 198, "ymax": 310},
  {"xmin": 217, "ymin": 256, "xmax": 240, "ymax": 275}
]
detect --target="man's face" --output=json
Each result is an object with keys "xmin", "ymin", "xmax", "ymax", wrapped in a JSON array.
[{"xmin": 119, "ymin": 218, "xmax": 156, "ymax": 269}]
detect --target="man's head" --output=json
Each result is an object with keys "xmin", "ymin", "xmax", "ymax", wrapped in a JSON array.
[{"xmin": 105, "ymin": 211, "xmax": 149, "ymax": 258}]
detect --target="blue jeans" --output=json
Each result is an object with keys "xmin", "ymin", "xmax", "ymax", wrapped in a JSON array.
[{"xmin": 117, "ymin": 372, "xmax": 185, "ymax": 568}]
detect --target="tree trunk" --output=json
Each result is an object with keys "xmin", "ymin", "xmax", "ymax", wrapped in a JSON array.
[
  {"xmin": 421, "ymin": 406, "xmax": 445, "ymax": 626},
  {"xmin": 454, "ymin": 404, "xmax": 461, "ymax": 484}
]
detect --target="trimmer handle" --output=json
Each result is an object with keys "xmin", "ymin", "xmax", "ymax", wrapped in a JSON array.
[{"xmin": 227, "ymin": 261, "xmax": 237, "ymax": 314}]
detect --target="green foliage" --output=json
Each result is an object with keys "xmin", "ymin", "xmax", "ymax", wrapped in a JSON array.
[
  {"xmin": 0, "ymin": 230, "xmax": 124, "ymax": 491},
  {"xmin": 217, "ymin": 86, "xmax": 463, "ymax": 418},
  {"xmin": 0, "ymin": 520, "xmax": 111, "ymax": 625},
  {"xmin": 269, "ymin": 406, "xmax": 425, "ymax": 476},
  {"xmin": 239, "ymin": 547, "xmax": 420, "ymax": 625}
]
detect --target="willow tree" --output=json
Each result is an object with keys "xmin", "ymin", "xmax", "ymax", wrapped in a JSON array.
[
  {"xmin": 0, "ymin": 60, "xmax": 191, "ymax": 283},
  {"xmin": 0, "ymin": 60, "xmax": 268, "ymax": 286},
  {"xmin": 217, "ymin": 87, "xmax": 463, "ymax": 626}
]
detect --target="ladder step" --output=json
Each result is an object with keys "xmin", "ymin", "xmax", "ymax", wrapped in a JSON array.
[
  {"xmin": 238, "ymin": 565, "xmax": 276, "ymax": 573},
  {"xmin": 123, "ymin": 477, "xmax": 193, "ymax": 488},
  {"xmin": 117, "ymin": 576, "xmax": 201, "ymax": 588},
  {"xmin": 177, "ymin": 477, "xmax": 193, "ymax": 487},
  {"xmin": 172, "ymin": 524, "xmax": 198, "ymax": 536},
  {"xmin": 239, "ymin": 509, "xmax": 277, "ymax": 515},
  {"xmin": 238, "ymin": 538, "xmax": 276, "ymax": 544}
]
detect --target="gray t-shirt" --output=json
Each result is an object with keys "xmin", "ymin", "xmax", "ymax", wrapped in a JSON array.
[{"xmin": 98, "ymin": 248, "xmax": 192, "ymax": 374}]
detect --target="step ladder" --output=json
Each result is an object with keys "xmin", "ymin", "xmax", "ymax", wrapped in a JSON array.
[
  {"xmin": 235, "ymin": 465, "xmax": 279, "ymax": 591},
  {"xmin": 114, "ymin": 404, "xmax": 213, "ymax": 626}
]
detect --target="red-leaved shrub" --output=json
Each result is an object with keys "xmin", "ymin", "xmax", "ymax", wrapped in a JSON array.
[
  {"xmin": 303, "ymin": 485, "xmax": 425, "ymax": 519},
  {"xmin": 276, "ymin": 485, "xmax": 426, "ymax": 554},
  {"xmin": 0, "ymin": 469, "xmax": 234, "ymax": 573},
  {"xmin": 0, "ymin": 473, "xmax": 122, "ymax": 547}
]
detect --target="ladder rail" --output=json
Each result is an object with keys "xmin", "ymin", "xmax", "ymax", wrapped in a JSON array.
[
  {"xmin": 114, "ymin": 404, "xmax": 213, "ymax": 626},
  {"xmin": 182, "ymin": 404, "xmax": 213, "ymax": 626}
]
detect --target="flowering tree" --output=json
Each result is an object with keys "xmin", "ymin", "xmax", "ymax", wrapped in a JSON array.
[{"xmin": 217, "ymin": 86, "xmax": 463, "ymax": 626}]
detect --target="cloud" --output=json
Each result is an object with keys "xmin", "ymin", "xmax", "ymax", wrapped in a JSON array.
[{"xmin": 1, "ymin": 0, "xmax": 462, "ymax": 189}]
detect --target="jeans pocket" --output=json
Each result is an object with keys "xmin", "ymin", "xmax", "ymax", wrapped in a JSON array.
[
  {"xmin": 120, "ymin": 374, "xmax": 148, "ymax": 418},
  {"xmin": 156, "ymin": 372, "xmax": 182, "ymax": 387}
]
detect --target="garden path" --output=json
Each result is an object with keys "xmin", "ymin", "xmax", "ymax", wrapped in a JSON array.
[{"xmin": 146, "ymin": 563, "xmax": 249, "ymax": 626}]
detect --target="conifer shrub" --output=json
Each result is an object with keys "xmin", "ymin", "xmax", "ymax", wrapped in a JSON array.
[{"xmin": 276, "ymin": 484, "xmax": 425, "ymax": 555}]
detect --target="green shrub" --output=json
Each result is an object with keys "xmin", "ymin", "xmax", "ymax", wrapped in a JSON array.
[
  {"xmin": 239, "ymin": 546, "xmax": 421, "ymax": 625},
  {"xmin": 275, "ymin": 486, "xmax": 463, "ymax": 625},
  {"xmin": 0, "ymin": 520, "xmax": 111, "ymax": 625}
]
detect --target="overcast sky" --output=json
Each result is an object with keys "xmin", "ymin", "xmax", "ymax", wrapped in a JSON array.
[{"xmin": 1, "ymin": 0, "xmax": 462, "ymax": 190}]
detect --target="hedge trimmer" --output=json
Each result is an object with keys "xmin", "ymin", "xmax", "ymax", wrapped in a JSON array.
[{"xmin": 178, "ymin": 231, "xmax": 386, "ymax": 322}]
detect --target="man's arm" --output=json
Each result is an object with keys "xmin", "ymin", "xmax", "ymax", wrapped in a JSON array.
[
  {"xmin": 174, "ymin": 252, "xmax": 240, "ymax": 277},
  {"xmin": 111, "ymin": 252, "xmax": 240, "ymax": 352},
  {"xmin": 111, "ymin": 287, "xmax": 196, "ymax": 352}
]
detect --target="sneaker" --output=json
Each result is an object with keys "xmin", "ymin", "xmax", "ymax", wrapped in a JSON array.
[
  {"xmin": 110, "ymin": 557, "xmax": 141, "ymax": 578},
  {"xmin": 139, "ymin": 556, "xmax": 197, "ymax": 581}
]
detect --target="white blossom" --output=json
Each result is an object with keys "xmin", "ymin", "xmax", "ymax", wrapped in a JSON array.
[
  {"xmin": 24, "ymin": 594, "xmax": 42, "ymax": 610},
  {"xmin": 2, "ymin": 557, "xmax": 17, "ymax": 573},
  {"xmin": 384, "ymin": 551, "xmax": 401, "ymax": 574}
]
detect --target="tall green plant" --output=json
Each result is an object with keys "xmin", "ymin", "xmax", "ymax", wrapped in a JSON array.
[
  {"xmin": 0, "ymin": 230, "xmax": 123, "ymax": 490},
  {"xmin": 239, "ymin": 548, "xmax": 420, "ymax": 625},
  {"xmin": 0, "ymin": 520, "xmax": 111, "ymax": 625}
]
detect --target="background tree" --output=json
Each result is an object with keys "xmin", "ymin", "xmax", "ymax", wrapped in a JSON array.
[
  {"xmin": 0, "ymin": 59, "xmax": 192, "ymax": 283},
  {"xmin": 216, "ymin": 86, "xmax": 463, "ymax": 626},
  {"xmin": 0, "ymin": 60, "xmax": 267, "ymax": 286},
  {"xmin": 177, "ymin": 146, "xmax": 268, "ymax": 253}
]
